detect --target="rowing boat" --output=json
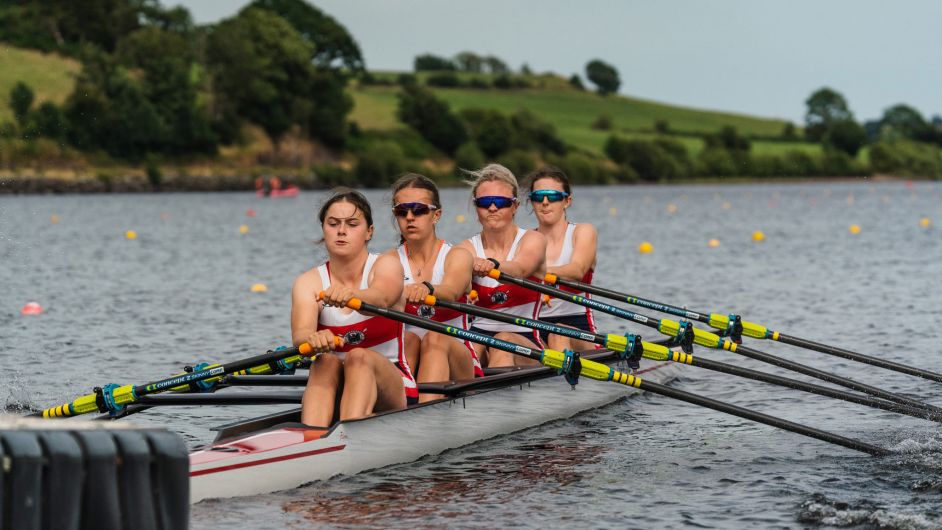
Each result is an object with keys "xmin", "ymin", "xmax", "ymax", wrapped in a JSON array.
[{"xmin": 189, "ymin": 348, "xmax": 680, "ymax": 503}]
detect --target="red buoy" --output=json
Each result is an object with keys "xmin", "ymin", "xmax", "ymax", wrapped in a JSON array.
[{"xmin": 21, "ymin": 302, "xmax": 43, "ymax": 315}]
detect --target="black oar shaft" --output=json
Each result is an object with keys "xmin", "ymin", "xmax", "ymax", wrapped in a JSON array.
[
  {"xmin": 494, "ymin": 271, "xmax": 940, "ymax": 413},
  {"xmin": 434, "ymin": 296, "xmax": 941, "ymax": 423},
  {"xmin": 553, "ymin": 276, "xmax": 942, "ymax": 385},
  {"xmin": 733, "ymin": 343, "xmax": 942, "ymax": 414},
  {"xmin": 349, "ymin": 298, "xmax": 888, "ymax": 457},
  {"xmin": 691, "ymin": 356, "xmax": 941, "ymax": 423},
  {"xmin": 638, "ymin": 379, "xmax": 888, "ymax": 456},
  {"xmin": 776, "ymin": 333, "xmax": 942, "ymax": 384}
]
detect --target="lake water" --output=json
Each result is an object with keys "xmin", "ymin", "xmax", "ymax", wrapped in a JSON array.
[{"xmin": 2, "ymin": 180, "xmax": 941, "ymax": 529}]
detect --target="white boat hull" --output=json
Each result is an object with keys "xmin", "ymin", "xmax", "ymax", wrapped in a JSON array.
[{"xmin": 189, "ymin": 358, "xmax": 680, "ymax": 502}]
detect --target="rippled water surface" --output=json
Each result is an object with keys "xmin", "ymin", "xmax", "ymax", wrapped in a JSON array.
[{"xmin": 2, "ymin": 181, "xmax": 942, "ymax": 529}]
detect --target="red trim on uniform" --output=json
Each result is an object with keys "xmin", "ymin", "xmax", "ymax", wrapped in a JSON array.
[{"xmin": 190, "ymin": 445, "xmax": 346, "ymax": 477}]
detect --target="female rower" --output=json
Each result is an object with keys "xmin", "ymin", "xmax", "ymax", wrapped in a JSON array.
[
  {"xmin": 456, "ymin": 164, "xmax": 547, "ymax": 367},
  {"xmin": 291, "ymin": 189, "xmax": 416, "ymax": 426},
  {"xmin": 390, "ymin": 173, "xmax": 482, "ymax": 402},
  {"xmin": 527, "ymin": 166, "xmax": 598, "ymax": 352}
]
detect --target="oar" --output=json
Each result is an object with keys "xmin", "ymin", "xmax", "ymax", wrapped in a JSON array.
[
  {"xmin": 489, "ymin": 270, "xmax": 942, "ymax": 414},
  {"xmin": 33, "ymin": 340, "xmax": 334, "ymax": 418},
  {"xmin": 335, "ymin": 294, "xmax": 889, "ymax": 457},
  {"xmin": 426, "ymin": 295, "xmax": 942, "ymax": 423},
  {"xmin": 545, "ymin": 273, "xmax": 942, "ymax": 384}
]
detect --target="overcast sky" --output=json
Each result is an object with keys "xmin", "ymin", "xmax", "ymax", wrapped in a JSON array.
[{"xmin": 174, "ymin": 0, "xmax": 942, "ymax": 124}]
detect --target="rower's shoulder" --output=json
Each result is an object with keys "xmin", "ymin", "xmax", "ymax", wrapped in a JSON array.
[
  {"xmin": 572, "ymin": 222, "xmax": 598, "ymax": 239},
  {"xmin": 521, "ymin": 228, "xmax": 548, "ymax": 246},
  {"xmin": 372, "ymin": 251, "xmax": 404, "ymax": 274},
  {"xmin": 292, "ymin": 266, "xmax": 323, "ymax": 293}
]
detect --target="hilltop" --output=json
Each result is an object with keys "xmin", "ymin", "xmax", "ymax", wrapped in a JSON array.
[{"xmin": 0, "ymin": 47, "xmax": 80, "ymax": 123}]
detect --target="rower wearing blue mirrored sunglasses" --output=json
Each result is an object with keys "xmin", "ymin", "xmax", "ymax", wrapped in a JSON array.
[
  {"xmin": 528, "ymin": 189, "xmax": 570, "ymax": 203},
  {"xmin": 473, "ymin": 195, "xmax": 518, "ymax": 209}
]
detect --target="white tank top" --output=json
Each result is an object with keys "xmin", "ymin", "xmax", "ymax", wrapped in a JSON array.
[
  {"xmin": 316, "ymin": 254, "xmax": 417, "ymax": 398},
  {"xmin": 468, "ymin": 228, "xmax": 542, "ymax": 332},
  {"xmin": 541, "ymin": 223, "xmax": 596, "ymax": 319},
  {"xmin": 397, "ymin": 241, "xmax": 483, "ymax": 377}
]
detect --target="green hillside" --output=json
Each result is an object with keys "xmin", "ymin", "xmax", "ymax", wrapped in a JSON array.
[
  {"xmin": 0, "ymin": 47, "xmax": 80, "ymax": 123},
  {"xmin": 351, "ymin": 74, "xmax": 817, "ymax": 156}
]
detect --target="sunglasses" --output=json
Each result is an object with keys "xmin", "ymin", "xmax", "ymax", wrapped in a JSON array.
[
  {"xmin": 473, "ymin": 196, "xmax": 518, "ymax": 209},
  {"xmin": 393, "ymin": 202, "xmax": 439, "ymax": 217},
  {"xmin": 529, "ymin": 190, "xmax": 570, "ymax": 203}
]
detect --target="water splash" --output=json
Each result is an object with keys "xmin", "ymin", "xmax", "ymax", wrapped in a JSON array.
[{"xmin": 798, "ymin": 494, "xmax": 939, "ymax": 529}]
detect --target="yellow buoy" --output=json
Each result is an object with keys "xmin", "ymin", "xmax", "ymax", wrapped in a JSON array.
[
  {"xmin": 849, "ymin": 224, "xmax": 861, "ymax": 235},
  {"xmin": 666, "ymin": 203, "xmax": 678, "ymax": 214},
  {"xmin": 50, "ymin": 214, "xmax": 60, "ymax": 224},
  {"xmin": 708, "ymin": 239, "xmax": 721, "ymax": 248},
  {"xmin": 721, "ymin": 201, "xmax": 732, "ymax": 210},
  {"xmin": 920, "ymin": 217, "xmax": 931, "ymax": 228},
  {"xmin": 239, "ymin": 224, "xmax": 250, "ymax": 235},
  {"xmin": 250, "ymin": 283, "xmax": 268, "ymax": 293},
  {"xmin": 456, "ymin": 214, "xmax": 465, "ymax": 223},
  {"xmin": 638, "ymin": 241, "xmax": 653, "ymax": 254},
  {"xmin": 609, "ymin": 207, "xmax": 617, "ymax": 216},
  {"xmin": 752, "ymin": 231, "xmax": 765, "ymax": 243},
  {"xmin": 125, "ymin": 230, "xmax": 137, "ymax": 240}
]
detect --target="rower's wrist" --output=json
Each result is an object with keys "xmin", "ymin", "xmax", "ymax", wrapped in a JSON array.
[{"xmin": 421, "ymin": 281, "xmax": 435, "ymax": 295}]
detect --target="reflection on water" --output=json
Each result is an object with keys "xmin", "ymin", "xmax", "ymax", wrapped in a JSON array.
[{"xmin": 3, "ymin": 181, "xmax": 942, "ymax": 528}]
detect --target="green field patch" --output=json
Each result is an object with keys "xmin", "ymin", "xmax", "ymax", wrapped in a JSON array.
[{"xmin": 0, "ymin": 47, "xmax": 80, "ymax": 123}]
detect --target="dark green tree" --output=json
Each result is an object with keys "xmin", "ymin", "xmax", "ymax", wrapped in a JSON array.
[
  {"xmin": 249, "ymin": 0, "xmax": 364, "ymax": 72},
  {"xmin": 474, "ymin": 111, "xmax": 514, "ymax": 158},
  {"xmin": 483, "ymin": 56, "xmax": 509, "ymax": 74},
  {"xmin": 704, "ymin": 126, "xmax": 750, "ymax": 152},
  {"xmin": 396, "ymin": 85, "xmax": 467, "ymax": 155},
  {"xmin": 10, "ymin": 82, "xmax": 34, "ymax": 126},
  {"xmin": 568, "ymin": 74, "xmax": 585, "ymax": 91},
  {"xmin": 33, "ymin": 102, "xmax": 68, "ymax": 140},
  {"xmin": 206, "ymin": 8, "xmax": 315, "ymax": 147},
  {"xmin": 825, "ymin": 120, "xmax": 867, "ymax": 156},
  {"xmin": 804, "ymin": 87, "xmax": 853, "ymax": 141},
  {"xmin": 511, "ymin": 109, "xmax": 566, "ymax": 155},
  {"xmin": 585, "ymin": 59, "xmax": 620, "ymax": 95},
  {"xmin": 880, "ymin": 104, "xmax": 928, "ymax": 140},
  {"xmin": 455, "ymin": 51, "xmax": 483, "ymax": 73},
  {"xmin": 414, "ymin": 54, "xmax": 456, "ymax": 71}
]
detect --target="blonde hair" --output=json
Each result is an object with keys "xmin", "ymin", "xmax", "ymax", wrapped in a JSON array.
[{"xmin": 463, "ymin": 163, "xmax": 519, "ymax": 198}]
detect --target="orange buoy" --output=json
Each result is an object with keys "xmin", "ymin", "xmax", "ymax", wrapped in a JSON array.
[
  {"xmin": 638, "ymin": 241, "xmax": 653, "ymax": 254},
  {"xmin": 21, "ymin": 302, "xmax": 43, "ymax": 315},
  {"xmin": 708, "ymin": 239, "xmax": 721, "ymax": 248},
  {"xmin": 50, "ymin": 214, "xmax": 60, "ymax": 224},
  {"xmin": 849, "ymin": 224, "xmax": 861, "ymax": 235},
  {"xmin": 246, "ymin": 209, "xmax": 257, "ymax": 218},
  {"xmin": 251, "ymin": 283, "xmax": 268, "ymax": 293},
  {"xmin": 752, "ymin": 231, "xmax": 765, "ymax": 243},
  {"xmin": 239, "ymin": 224, "xmax": 250, "ymax": 235},
  {"xmin": 920, "ymin": 218, "xmax": 931, "ymax": 228},
  {"xmin": 125, "ymin": 230, "xmax": 137, "ymax": 240}
]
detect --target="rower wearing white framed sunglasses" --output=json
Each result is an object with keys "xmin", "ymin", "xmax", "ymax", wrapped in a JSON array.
[
  {"xmin": 456, "ymin": 164, "xmax": 547, "ymax": 368},
  {"xmin": 526, "ymin": 166, "xmax": 600, "ymax": 353},
  {"xmin": 387, "ymin": 173, "xmax": 482, "ymax": 402}
]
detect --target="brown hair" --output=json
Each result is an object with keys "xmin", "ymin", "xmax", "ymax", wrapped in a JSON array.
[
  {"xmin": 525, "ymin": 165, "xmax": 571, "ymax": 196},
  {"xmin": 318, "ymin": 187, "xmax": 374, "ymax": 226},
  {"xmin": 462, "ymin": 163, "xmax": 519, "ymax": 198},
  {"xmin": 390, "ymin": 172, "xmax": 441, "ymax": 208}
]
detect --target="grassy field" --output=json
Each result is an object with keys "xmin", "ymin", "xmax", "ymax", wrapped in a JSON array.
[
  {"xmin": 0, "ymin": 47, "xmax": 80, "ymax": 123},
  {"xmin": 350, "ymin": 77, "xmax": 814, "ymax": 155}
]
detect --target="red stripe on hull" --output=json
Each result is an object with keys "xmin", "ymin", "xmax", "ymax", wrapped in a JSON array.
[{"xmin": 190, "ymin": 444, "xmax": 346, "ymax": 477}]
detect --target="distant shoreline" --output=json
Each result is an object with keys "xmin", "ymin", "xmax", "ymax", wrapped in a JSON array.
[{"xmin": 0, "ymin": 172, "xmax": 926, "ymax": 195}]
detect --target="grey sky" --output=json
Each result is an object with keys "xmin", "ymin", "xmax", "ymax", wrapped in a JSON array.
[{"xmin": 175, "ymin": 0, "xmax": 941, "ymax": 124}]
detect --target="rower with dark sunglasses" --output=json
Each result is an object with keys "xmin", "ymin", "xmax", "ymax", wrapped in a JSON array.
[
  {"xmin": 526, "ymin": 166, "xmax": 599, "ymax": 353},
  {"xmin": 387, "ymin": 174, "xmax": 483, "ymax": 401},
  {"xmin": 456, "ymin": 164, "xmax": 548, "ymax": 368}
]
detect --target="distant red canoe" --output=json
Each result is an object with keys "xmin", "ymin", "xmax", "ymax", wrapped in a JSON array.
[{"xmin": 256, "ymin": 185, "xmax": 300, "ymax": 198}]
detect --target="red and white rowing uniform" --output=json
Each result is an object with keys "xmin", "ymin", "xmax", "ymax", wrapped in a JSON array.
[
  {"xmin": 540, "ymin": 223, "xmax": 597, "ymax": 333},
  {"xmin": 397, "ymin": 241, "xmax": 483, "ymax": 377},
  {"xmin": 468, "ymin": 228, "xmax": 542, "ymax": 344},
  {"xmin": 317, "ymin": 253, "xmax": 418, "ymax": 400}
]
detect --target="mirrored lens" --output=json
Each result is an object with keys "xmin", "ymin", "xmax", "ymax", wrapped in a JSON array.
[
  {"xmin": 473, "ymin": 196, "xmax": 516, "ymax": 209},
  {"xmin": 529, "ymin": 190, "xmax": 569, "ymax": 203}
]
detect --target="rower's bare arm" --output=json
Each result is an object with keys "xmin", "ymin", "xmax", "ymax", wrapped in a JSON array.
[
  {"xmin": 435, "ymin": 247, "xmax": 473, "ymax": 300},
  {"xmin": 291, "ymin": 271, "xmax": 322, "ymax": 347},
  {"xmin": 359, "ymin": 253, "xmax": 405, "ymax": 308},
  {"xmin": 495, "ymin": 230, "xmax": 547, "ymax": 278},
  {"xmin": 548, "ymin": 224, "xmax": 598, "ymax": 280}
]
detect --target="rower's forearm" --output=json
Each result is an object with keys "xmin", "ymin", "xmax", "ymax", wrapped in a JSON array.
[
  {"xmin": 354, "ymin": 287, "xmax": 399, "ymax": 307},
  {"xmin": 548, "ymin": 262, "xmax": 590, "ymax": 281},
  {"xmin": 494, "ymin": 260, "xmax": 537, "ymax": 279}
]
